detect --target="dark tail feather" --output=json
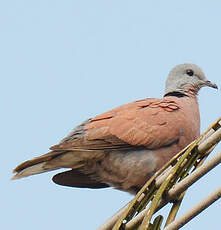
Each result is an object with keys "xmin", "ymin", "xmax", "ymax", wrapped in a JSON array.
[{"xmin": 52, "ymin": 169, "xmax": 109, "ymax": 189}]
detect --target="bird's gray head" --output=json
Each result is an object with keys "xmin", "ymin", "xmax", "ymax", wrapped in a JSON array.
[{"xmin": 164, "ymin": 63, "xmax": 218, "ymax": 96}]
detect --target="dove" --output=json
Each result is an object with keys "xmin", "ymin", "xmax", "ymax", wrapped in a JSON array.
[{"xmin": 12, "ymin": 63, "xmax": 217, "ymax": 194}]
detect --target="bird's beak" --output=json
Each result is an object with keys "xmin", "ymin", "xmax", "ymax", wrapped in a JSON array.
[{"xmin": 205, "ymin": 80, "xmax": 218, "ymax": 89}]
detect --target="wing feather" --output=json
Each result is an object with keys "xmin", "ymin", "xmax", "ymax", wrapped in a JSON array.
[{"xmin": 51, "ymin": 98, "xmax": 181, "ymax": 151}]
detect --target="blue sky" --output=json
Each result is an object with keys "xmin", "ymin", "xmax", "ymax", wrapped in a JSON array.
[{"xmin": 1, "ymin": 1, "xmax": 221, "ymax": 229}]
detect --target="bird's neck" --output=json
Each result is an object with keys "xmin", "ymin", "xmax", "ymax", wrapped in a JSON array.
[
  {"xmin": 164, "ymin": 87, "xmax": 199, "ymax": 98},
  {"xmin": 163, "ymin": 94, "xmax": 200, "ymax": 138},
  {"xmin": 164, "ymin": 91, "xmax": 187, "ymax": 98}
]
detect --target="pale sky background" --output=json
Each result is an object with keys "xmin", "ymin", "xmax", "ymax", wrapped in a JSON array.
[{"xmin": 1, "ymin": 1, "xmax": 221, "ymax": 229}]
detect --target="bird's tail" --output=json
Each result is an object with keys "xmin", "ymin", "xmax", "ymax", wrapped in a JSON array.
[{"xmin": 12, "ymin": 151, "xmax": 66, "ymax": 180}]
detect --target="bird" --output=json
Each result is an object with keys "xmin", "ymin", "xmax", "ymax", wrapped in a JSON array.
[{"xmin": 12, "ymin": 63, "xmax": 218, "ymax": 194}]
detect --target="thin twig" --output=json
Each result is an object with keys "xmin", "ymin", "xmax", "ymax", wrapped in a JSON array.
[
  {"xmin": 168, "ymin": 151, "xmax": 221, "ymax": 199},
  {"xmin": 164, "ymin": 192, "xmax": 186, "ymax": 226},
  {"xmin": 96, "ymin": 205, "xmax": 129, "ymax": 230},
  {"xmin": 164, "ymin": 186, "xmax": 221, "ymax": 230}
]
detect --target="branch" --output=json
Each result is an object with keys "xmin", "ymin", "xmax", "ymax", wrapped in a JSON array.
[
  {"xmin": 124, "ymin": 151, "xmax": 221, "ymax": 230},
  {"xmin": 164, "ymin": 186, "xmax": 221, "ymax": 230},
  {"xmin": 98, "ymin": 118, "xmax": 221, "ymax": 230},
  {"xmin": 168, "ymin": 151, "xmax": 221, "ymax": 199}
]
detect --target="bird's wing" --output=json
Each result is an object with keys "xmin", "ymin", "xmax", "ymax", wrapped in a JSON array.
[
  {"xmin": 51, "ymin": 98, "xmax": 181, "ymax": 151},
  {"xmin": 12, "ymin": 97, "xmax": 182, "ymax": 181}
]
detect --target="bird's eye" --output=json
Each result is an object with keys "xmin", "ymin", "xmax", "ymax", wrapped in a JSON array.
[{"xmin": 186, "ymin": 69, "xmax": 194, "ymax": 76}]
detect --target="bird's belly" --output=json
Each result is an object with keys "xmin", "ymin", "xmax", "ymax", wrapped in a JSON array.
[
  {"xmin": 89, "ymin": 148, "xmax": 159, "ymax": 194},
  {"xmin": 87, "ymin": 143, "xmax": 186, "ymax": 194}
]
